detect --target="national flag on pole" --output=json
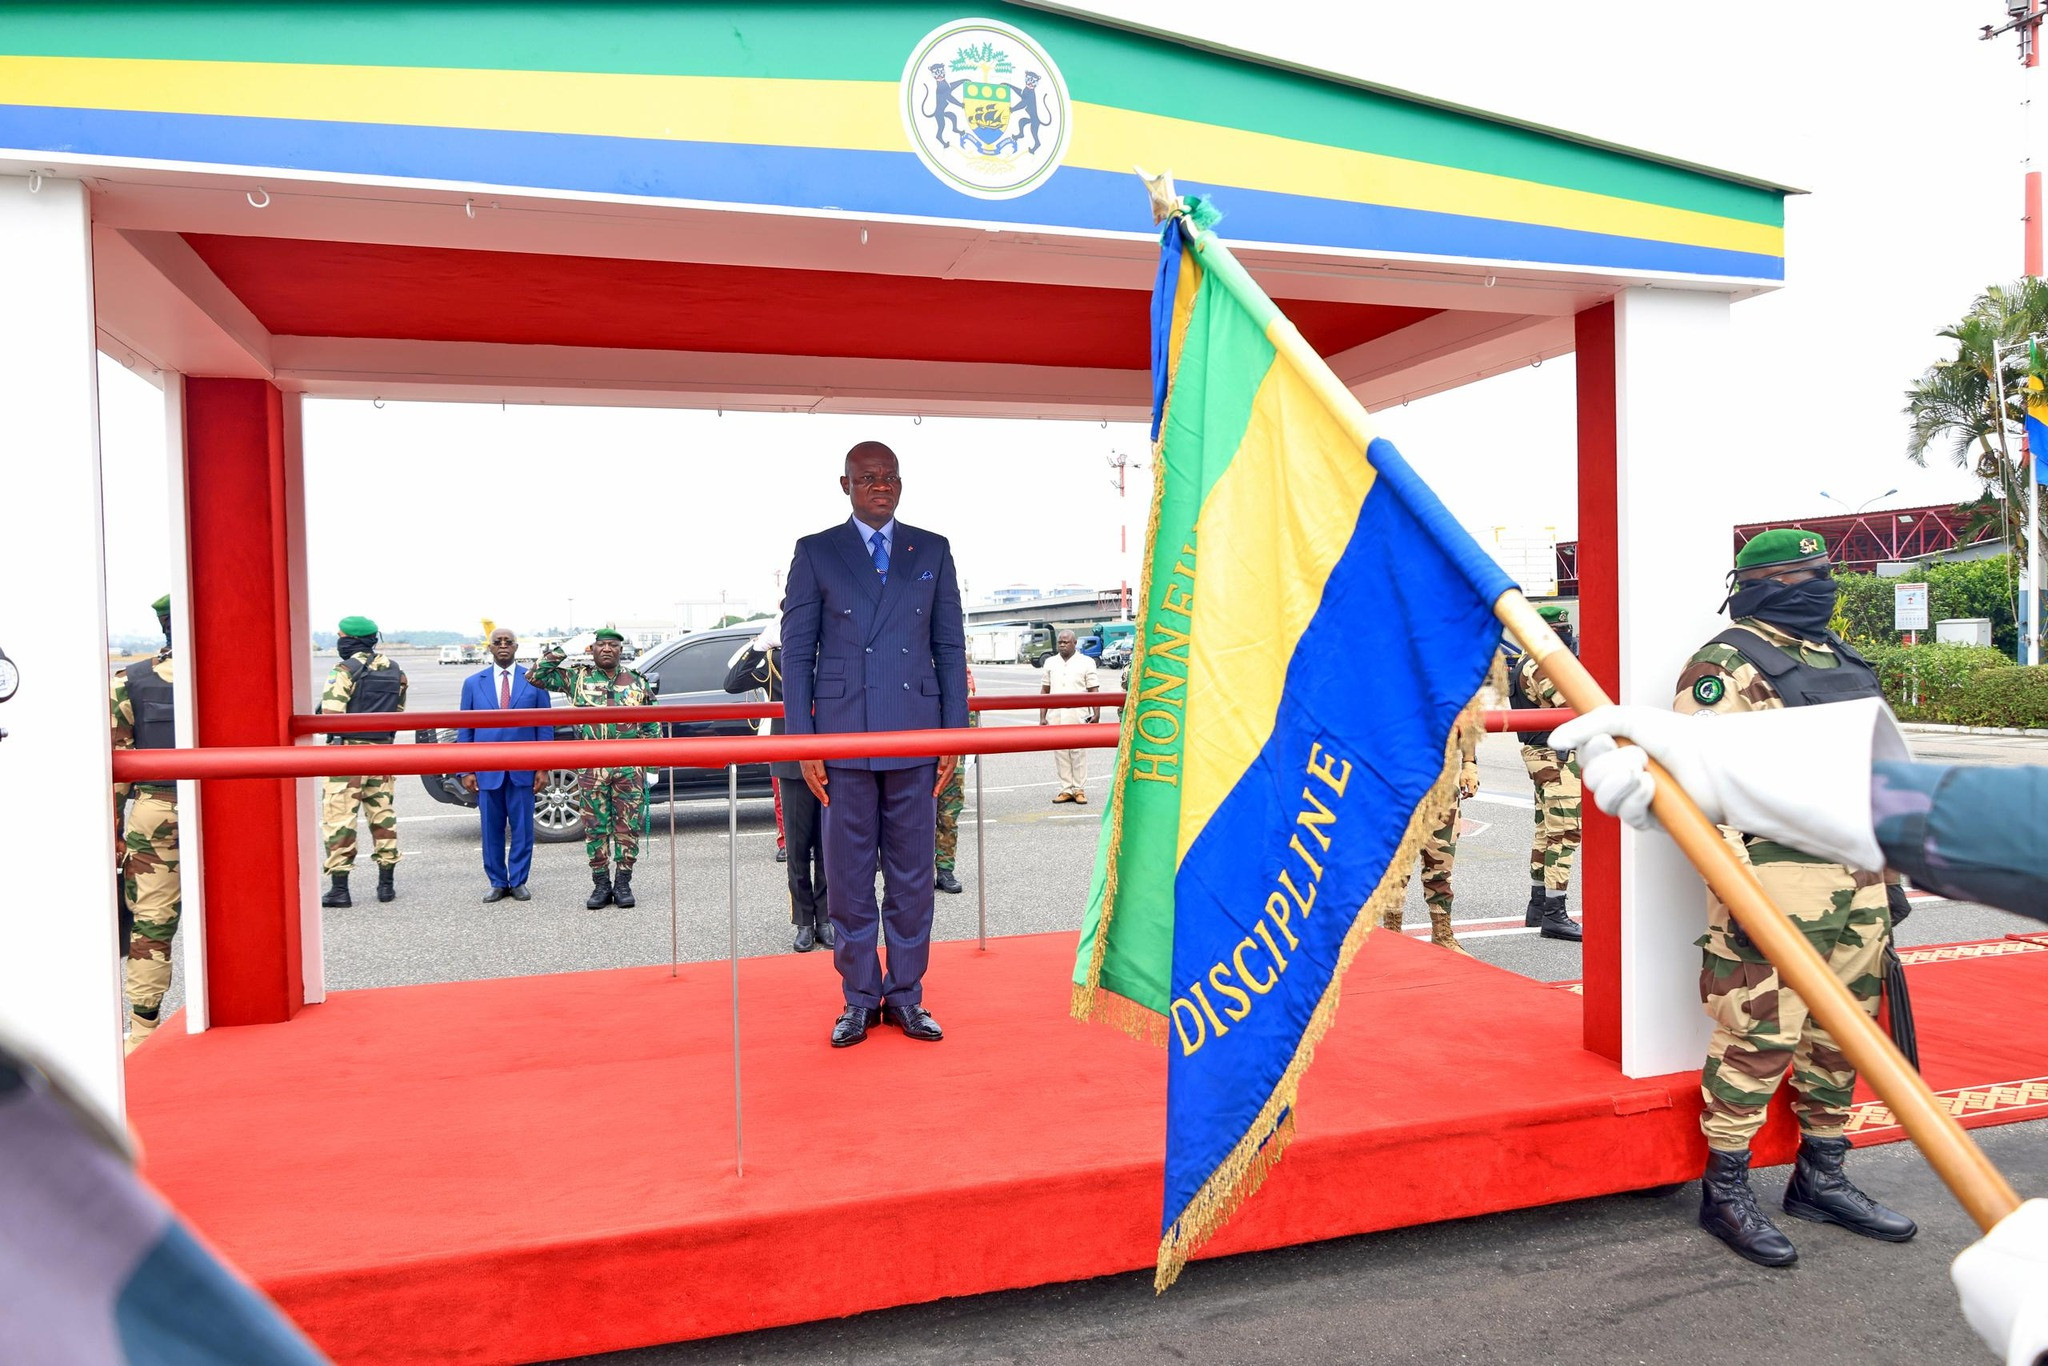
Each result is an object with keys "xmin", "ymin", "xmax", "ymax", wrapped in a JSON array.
[
  {"xmin": 1071, "ymin": 193, "xmax": 1517, "ymax": 1289},
  {"xmin": 2028, "ymin": 342, "xmax": 2048, "ymax": 486}
]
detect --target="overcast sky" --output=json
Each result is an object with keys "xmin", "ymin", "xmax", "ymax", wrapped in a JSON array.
[{"xmin": 96, "ymin": 2, "xmax": 2029, "ymax": 638}]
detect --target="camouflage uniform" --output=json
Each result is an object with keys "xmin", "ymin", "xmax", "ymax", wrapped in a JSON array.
[
  {"xmin": 317, "ymin": 651, "xmax": 408, "ymax": 875},
  {"xmin": 111, "ymin": 649, "xmax": 180, "ymax": 1053},
  {"xmin": 1676, "ymin": 617, "xmax": 1891, "ymax": 1152},
  {"xmin": 527, "ymin": 643, "xmax": 658, "ymax": 870},
  {"xmin": 935, "ymin": 672, "xmax": 980, "ymax": 873},
  {"xmin": 1387, "ymin": 695, "xmax": 1480, "ymax": 953},
  {"xmin": 1517, "ymin": 654, "xmax": 1582, "ymax": 892}
]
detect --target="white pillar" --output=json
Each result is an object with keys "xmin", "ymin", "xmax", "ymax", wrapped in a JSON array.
[
  {"xmin": 282, "ymin": 392, "xmax": 325, "ymax": 1003},
  {"xmin": 1612, "ymin": 286, "xmax": 1739, "ymax": 1078},
  {"xmin": 0, "ymin": 175, "xmax": 125, "ymax": 1116},
  {"xmin": 162, "ymin": 372, "xmax": 209, "ymax": 1032}
]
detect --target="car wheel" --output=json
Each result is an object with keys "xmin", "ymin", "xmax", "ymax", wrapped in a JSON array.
[{"xmin": 533, "ymin": 769, "xmax": 586, "ymax": 843}]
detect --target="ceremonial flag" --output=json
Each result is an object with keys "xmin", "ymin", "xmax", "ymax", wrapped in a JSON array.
[{"xmin": 1072, "ymin": 194, "xmax": 1516, "ymax": 1288}]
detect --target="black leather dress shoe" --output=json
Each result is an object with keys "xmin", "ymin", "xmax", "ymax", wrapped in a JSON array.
[
  {"xmin": 830, "ymin": 1004, "xmax": 878, "ymax": 1048},
  {"xmin": 935, "ymin": 868, "xmax": 963, "ymax": 894},
  {"xmin": 509, "ymin": 885, "xmax": 531, "ymax": 902},
  {"xmin": 482, "ymin": 886, "xmax": 509, "ymax": 903},
  {"xmin": 775, "ymin": 846, "xmax": 788, "ymax": 863},
  {"xmin": 794, "ymin": 923, "xmax": 818, "ymax": 953},
  {"xmin": 817, "ymin": 920, "xmax": 837, "ymax": 948},
  {"xmin": 883, "ymin": 1003, "xmax": 944, "ymax": 1041}
]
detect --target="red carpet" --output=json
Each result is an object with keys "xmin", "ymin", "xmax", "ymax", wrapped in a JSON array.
[
  {"xmin": 126, "ymin": 933, "xmax": 1822, "ymax": 1364},
  {"xmin": 1845, "ymin": 935, "xmax": 2048, "ymax": 1142}
]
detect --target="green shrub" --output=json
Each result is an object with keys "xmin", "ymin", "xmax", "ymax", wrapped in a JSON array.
[
  {"xmin": 1833, "ymin": 556, "xmax": 2020, "ymax": 657},
  {"xmin": 1857, "ymin": 642, "xmax": 2009, "ymax": 721},
  {"xmin": 1945, "ymin": 665, "xmax": 2048, "ymax": 728}
]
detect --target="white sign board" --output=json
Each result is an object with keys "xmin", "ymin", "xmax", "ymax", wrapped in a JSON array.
[
  {"xmin": 1490, "ymin": 525, "xmax": 1559, "ymax": 598},
  {"xmin": 1894, "ymin": 582, "xmax": 1929, "ymax": 632}
]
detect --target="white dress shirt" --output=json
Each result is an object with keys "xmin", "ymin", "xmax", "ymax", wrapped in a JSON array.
[{"xmin": 850, "ymin": 514, "xmax": 896, "ymax": 566}]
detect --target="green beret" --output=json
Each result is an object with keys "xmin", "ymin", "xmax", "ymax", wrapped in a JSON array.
[
  {"xmin": 337, "ymin": 614, "xmax": 379, "ymax": 637},
  {"xmin": 591, "ymin": 628, "xmax": 625, "ymax": 643},
  {"xmin": 1736, "ymin": 528, "xmax": 1829, "ymax": 571},
  {"xmin": 1537, "ymin": 604, "xmax": 1569, "ymax": 623},
  {"xmin": 151, "ymin": 594, "xmax": 171, "ymax": 615}
]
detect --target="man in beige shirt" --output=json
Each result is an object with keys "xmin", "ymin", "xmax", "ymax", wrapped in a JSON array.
[{"xmin": 1038, "ymin": 630, "xmax": 1101, "ymax": 803}]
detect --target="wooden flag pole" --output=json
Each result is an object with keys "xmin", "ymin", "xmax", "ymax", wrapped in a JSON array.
[{"xmin": 1149, "ymin": 173, "xmax": 2023, "ymax": 1233}]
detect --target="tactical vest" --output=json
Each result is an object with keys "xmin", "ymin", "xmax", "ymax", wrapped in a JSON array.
[
  {"xmin": 1709, "ymin": 625, "xmax": 1881, "ymax": 709},
  {"xmin": 125, "ymin": 658, "xmax": 176, "ymax": 752},
  {"xmin": 342, "ymin": 653, "xmax": 402, "ymax": 743},
  {"xmin": 1509, "ymin": 654, "xmax": 1554, "ymax": 748}
]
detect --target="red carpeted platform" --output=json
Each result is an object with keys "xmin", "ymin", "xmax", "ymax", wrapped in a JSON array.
[
  {"xmin": 1846, "ymin": 935, "xmax": 2048, "ymax": 1143},
  {"xmin": 123, "ymin": 934, "xmax": 1808, "ymax": 1364}
]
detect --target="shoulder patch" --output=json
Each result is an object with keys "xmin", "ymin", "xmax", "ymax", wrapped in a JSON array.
[{"xmin": 1692, "ymin": 675, "xmax": 1726, "ymax": 706}]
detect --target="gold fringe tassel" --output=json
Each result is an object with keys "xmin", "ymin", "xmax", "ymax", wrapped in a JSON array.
[
  {"xmin": 1072, "ymin": 297, "xmax": 1186, "ymax": 1032},
  {"xmin": 1153, "ymin": 722, "xmax": 1467, "ymax": 1291}
]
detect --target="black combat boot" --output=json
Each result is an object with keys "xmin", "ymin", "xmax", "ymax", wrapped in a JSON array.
[
  {"xmin": 1537, "ymin": 893, "xmax": 1582, "ymax": 942},
  {"xmin": 1783, "ymin": 1135, "xmax": 1917, "ymax": 1242},
  {"xmin": 1524, "ymin": 885, "xmax": 1546, "ymax": 927},
  {"xmin": 321, "ymin": 873, "xmax": 352, "ymax": 908},
  {"xmin": 586, "ymin": 868, "xmax": 613, "ymax": 910},
  {"xmin": 376, "ymin": 865, "xmax": 396, "ymax": 904},
  {"xmin": 1698, "ymin": 1149, "xmax": 1798, "ymax": 1267},
  {"xmin": 612, "ymin": 867, "xmax": 636, "ymax": 909}
]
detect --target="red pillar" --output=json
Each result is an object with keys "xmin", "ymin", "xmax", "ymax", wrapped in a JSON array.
[
  {"xmin": 185, "ymin": 377, "xmax": 304, "ymax": 1025},
  {"xmin": 1573, "ymin": 304, "xmax": 1622, "ymax": 1063}
]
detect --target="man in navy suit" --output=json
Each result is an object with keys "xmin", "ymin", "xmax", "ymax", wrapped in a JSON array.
[
  {"xmin": 457, "ymin": 628, "xmax": 553, "ymax": 902},
  {"xmin": 782, "ymin": 441, "xmax": 968, "ymax": 1047}
]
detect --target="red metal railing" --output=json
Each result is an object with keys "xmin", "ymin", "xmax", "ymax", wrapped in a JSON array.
[
  {"xmin": 115, "ymin": 704, "xmax": 1577, "ymax": 783},
  {"xmin": 293, "ymin": 692, "xmax": 1121, "ymax": 735}
]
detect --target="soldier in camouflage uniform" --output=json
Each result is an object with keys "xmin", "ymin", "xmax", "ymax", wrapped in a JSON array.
[
  {"xmin": 317, "ymin": 615, "xmax": 408, "ymax": 908},
  {"xmin": 111, "ymin": 595, "xmax": 180, "ymax": 1053},
  {"xmin": 1674, "ymin": 528, "xmax": 1914, "ymax": 1267},
  {"xmin": 1386, "ymin": 690, "xmax": 1481, "ymax": 954},
  {"xmin": 529, "ymin": 627, "xmax": 658, "ymax": 909},
  {"xmin": 934, "ymin": 666, "xmax": 979, "ymax": 895},
  {"xmin": 1515, "ymin": 605, "xmax": 1583, "ymax": 942}
]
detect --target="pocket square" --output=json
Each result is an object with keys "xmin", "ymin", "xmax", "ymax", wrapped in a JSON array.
[{"xmin": 919, "ymin": 570, "xmax": 934, "ymax": 580}]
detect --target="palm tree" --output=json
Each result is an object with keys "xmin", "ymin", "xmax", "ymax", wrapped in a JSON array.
[{"xmin": 1902, "ymin": 279, "xmax": 2048, "ymax": 645}]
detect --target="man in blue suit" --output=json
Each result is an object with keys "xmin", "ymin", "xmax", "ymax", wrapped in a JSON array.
[
  {"xmin": 782, "ymin": 441, "xmax": 968, "ymax": 1047},
  {"xmin": 457, "ymin": 628, "xmax": 552, "ymax": 902}
]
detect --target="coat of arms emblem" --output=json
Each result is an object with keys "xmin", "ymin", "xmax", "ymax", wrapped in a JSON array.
[{"xmin": 900, "ymin": 19, "xmax": 1070, "ymax": 200}]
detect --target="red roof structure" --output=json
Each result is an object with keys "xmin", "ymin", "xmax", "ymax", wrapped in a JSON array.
[{"xmin": 1555, "ymin": 501, "xmax": 1999, "ymax": 595}]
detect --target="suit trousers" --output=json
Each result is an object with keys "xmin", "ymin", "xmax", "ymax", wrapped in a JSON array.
[
  {"xmin": 781, "ymin": 776, "xmax": 828, "ymax": 927},
  {"xmin": 478, "ymin": 782, "xmax": 535, "ymax": 890},
  {"xmin": 823, "ymin": 763, "xmax": 937, "ymax": 1009}
]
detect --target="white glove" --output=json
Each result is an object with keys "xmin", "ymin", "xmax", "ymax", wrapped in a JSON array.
[
  {"xmin": 1953, "ymin": 1198, "xmax": 2048, "ymax": 1365},
  {"xmin": 1548, "ymin": 698, "xmax": 1910, "ymax": 873}
]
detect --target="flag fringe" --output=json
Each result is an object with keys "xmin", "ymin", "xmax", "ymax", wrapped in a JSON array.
[
  {"xmin": 1152, "ymin": 721, "xmax": 1466, "ymax": 1291},
  {"xmin": 1071, "ymin": 406, "xmax": 1178, "ymax": 1030},
  {"xmin": 1068, "ymin": 981, "xmax": 1170, "ymax": 1048}
]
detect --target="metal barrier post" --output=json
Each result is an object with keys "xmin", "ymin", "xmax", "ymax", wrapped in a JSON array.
[
  {"xmin": 973, "ymin": 757, "xmax": 987, "ymax": 952},
  {"xmin": 727, "ymin": 762, "xmax": 743, "ymax": 1176},
  {"xmin": 667, "ymin": 765, "xmax": 677, "ymax": 978}
]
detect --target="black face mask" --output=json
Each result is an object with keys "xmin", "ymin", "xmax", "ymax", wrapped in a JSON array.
[
  {"xmin": 1724, "ymin": 577, "xmax": 1838, "ymax": 638},
  {"xmin": 157, "ymin": 612, "xmax": 172, "ymax": 651},
  {"xmin": 1554, "ymin": 625, "xmax": 1577, "ymax": 656},
  {"xmin": 338, "ymin": 634, "xmax": 378, "ymax": 658}
]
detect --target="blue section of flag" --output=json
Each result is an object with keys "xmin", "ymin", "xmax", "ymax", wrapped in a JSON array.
[
  {"xmin": 2030, "ymin": 411, "xmax": 2048, "ymax": 485},
  {"xmin": 1149, "ymin": 224, "xmax": 1186, "ymax": 443},
  {"xmin": 1161, "ymin": 437, "xmax": 1511, "ymax": 1243}
]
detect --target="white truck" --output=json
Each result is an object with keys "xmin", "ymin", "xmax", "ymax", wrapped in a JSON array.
[{"xmin": 968, "ymin": 623, "xmax": 1027, "ymax": 664}]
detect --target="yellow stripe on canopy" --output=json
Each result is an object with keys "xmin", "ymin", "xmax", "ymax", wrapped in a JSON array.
[{"xmin": 1175, "ymin": 355, "xmax": 1375, "ymax": 863}]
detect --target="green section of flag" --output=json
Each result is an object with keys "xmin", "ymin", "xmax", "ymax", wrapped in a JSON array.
[{"xmin": 1073, "ymin": 252, "xmax": 1275, "ymax": 1021}]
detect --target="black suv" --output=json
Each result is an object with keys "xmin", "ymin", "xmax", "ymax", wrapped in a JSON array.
[{"xmin": 415, "ymin": 624, "xmax": 777, "ymax": 843}]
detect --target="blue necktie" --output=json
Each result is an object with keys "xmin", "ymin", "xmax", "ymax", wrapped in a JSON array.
[{"xmin": 869, "ymin": 529, "xmax": 889, "ymax": 582}]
